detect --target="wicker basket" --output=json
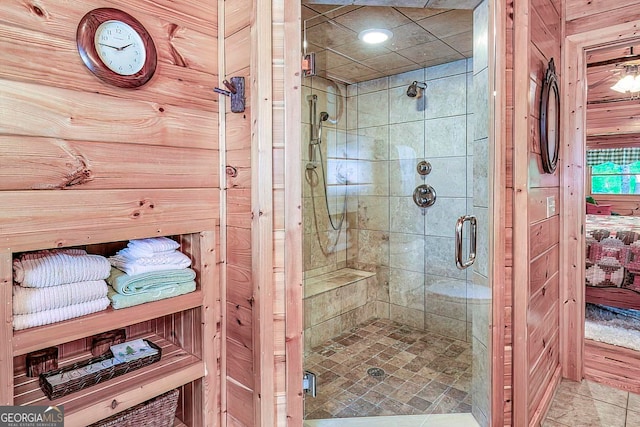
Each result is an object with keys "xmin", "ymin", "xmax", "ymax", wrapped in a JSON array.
[
  {"xmin": 39, "ymin": 339, "xmax": 161, "ymax": 400},
  {"xmin": 88, "ymin": 388, "xmax": 180, "ymax": 427}
]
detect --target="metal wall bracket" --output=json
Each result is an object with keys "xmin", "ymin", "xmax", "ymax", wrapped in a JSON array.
[
  {"xmin": 302, "ymin": 53, "xmax": 316, "ymax": 77},
  {"xmin": 213, "ymin": 76, "xmax": 245, "ymax": 113},
  {"xmin": 303, "ymin": 370, "xmax": 317, "ymax": 397}
]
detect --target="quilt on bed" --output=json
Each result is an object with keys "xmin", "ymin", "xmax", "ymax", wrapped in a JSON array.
[{"xmin": 586, "ymin": 214, "xmax": 640, "ymax": 292}]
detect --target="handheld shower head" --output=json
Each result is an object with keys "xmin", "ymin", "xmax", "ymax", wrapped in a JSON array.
[{"xmin": 407, "ymin": 81, "xmax": 427, "ymax": 98}]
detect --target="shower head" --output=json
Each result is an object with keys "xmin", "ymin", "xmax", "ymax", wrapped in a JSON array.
[
  {"xmin": 407, "ymin": 81, "xmax": 427, "ymax": 98},
  {"xmin": 319, "ymin": 111, "xmax": 329, "ymax": 121}
]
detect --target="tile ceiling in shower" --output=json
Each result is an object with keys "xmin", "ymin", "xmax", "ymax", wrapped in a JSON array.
[{"xmin": 302, "ymin": 2, "xmax": 475, "ymax": 84}]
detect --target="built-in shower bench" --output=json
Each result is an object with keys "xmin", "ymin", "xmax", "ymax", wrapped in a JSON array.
[{"xmin": 303, "ymin": 268, "xmax": 377, "ymax": 353}]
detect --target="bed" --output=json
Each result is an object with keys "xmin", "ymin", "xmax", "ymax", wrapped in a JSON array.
[{"xmin": 585, "ymin": 214, "xmax": 640, "ymax": 310}]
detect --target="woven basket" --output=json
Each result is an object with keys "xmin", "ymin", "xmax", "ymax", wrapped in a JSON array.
[
  {"xmin": 89, "ymin": 388, "xmax": 180, "ymax": 427},
  {"xmin": 39, "ymin": 340, "xmax": 161, "ymax": 400}
]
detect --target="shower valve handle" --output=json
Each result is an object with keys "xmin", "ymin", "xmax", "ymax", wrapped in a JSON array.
[{"xmin": 413, "ymin": 184, "xmax": 436, "ymax": 208}]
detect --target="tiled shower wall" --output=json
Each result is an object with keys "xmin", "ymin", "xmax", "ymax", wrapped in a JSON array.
[
  {"xmin": 302, "ymin": 59, "xmax": 478, "ymax": 343},
  {"xmin": 301, "ymin": 77, "xmax": 350, "ymax": 279},
  {"xmin": 345, "ymin": 59, "xmax": 474, "ymax": 341}
]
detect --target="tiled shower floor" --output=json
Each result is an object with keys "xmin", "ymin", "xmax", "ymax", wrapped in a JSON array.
[{"xmin": 304, "ymin": 318, "xmax": 473, "ymax": 419}]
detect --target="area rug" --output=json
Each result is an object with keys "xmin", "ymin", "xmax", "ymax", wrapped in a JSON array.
[{"xmin": 585, "ymin": 303, "xmax": 640, "ymax": 351}]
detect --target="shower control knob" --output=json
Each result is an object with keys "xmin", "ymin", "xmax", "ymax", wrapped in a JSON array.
[
  {"xmin": 417, "ymin": 160, "xmax": 431, "ymax": 176},
  {"xmin": 413, "ymin": 184, "xmax": 436, "ymax": 208}
]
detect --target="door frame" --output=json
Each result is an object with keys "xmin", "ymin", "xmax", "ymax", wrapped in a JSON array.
[
  {"xmin": 561, "ymin": 22, "xmax": 640, "ymax": 382},
  {"xmin": 283, "ymin": 1, "xmax": 506, "ymax": 425}
]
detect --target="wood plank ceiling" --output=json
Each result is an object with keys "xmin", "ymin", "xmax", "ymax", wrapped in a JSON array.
[
  {"xmin": 587, "ymin": 43, "xmax": 640, "ymax": 104},
  {"xmin": 587, "ymin": 43, "xmax": 640, "ymax": 140}
]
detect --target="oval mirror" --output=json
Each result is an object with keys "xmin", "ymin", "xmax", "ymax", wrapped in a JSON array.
[{"xmin": 540, "ymin": 58, "xmax": 560, "ymax": 174}]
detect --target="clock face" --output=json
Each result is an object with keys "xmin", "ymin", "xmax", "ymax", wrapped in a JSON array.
[{"xmin": 94, "ymin": 20, "xmax": 146, "ymax": 76}]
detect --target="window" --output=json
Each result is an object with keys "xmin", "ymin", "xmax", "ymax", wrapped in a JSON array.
[
  {"xmin": 587, "ymin": 148, "xmax": 640, "ymax": 195},
  {"xmin": 591, "ymin": 161, "xmax": 640, "ymax": 194}
]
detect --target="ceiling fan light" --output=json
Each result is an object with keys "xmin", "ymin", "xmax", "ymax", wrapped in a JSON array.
[
  {"xmin": 611, "ymin": 74, "xmax": 639, "ymax": 93},
  {"xmin": 611, "ymin": 64, "xmax": 640, "ymax": 93}
]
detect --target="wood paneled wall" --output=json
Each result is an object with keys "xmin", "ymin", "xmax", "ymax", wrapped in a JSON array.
[
  {"xmin": 512, "ymin": 0, "xmax": 563, "ymax": 425},
  {"xmin": 221, "ymin": 0, "xmax": 304, "ymax": 424},
  {"xmin": 222, "ymin": 0, "xmax": 255, "ymax": 425},
  {"xmin": 566, "ymin": 0, "xmax": 640, "ymax": 35},
  {"xmin": 0, "ymin": 0, "xmax": 220, "ymax": 424}
]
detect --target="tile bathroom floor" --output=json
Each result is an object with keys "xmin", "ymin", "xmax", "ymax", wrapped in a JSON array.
[
  {"xmin": 542, "ymin": 378, "xmax": 640, "ymax": 427},
  {"xmin": 304, "ymin": 318, "xmax": 473, "ymax": 419}
]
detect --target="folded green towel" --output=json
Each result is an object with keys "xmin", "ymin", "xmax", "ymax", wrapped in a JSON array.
[
  {"xmin": 107, "ymin": 281, "xmax": 196, "ymax": 309},
  {"xmin": 107, "ymin": 267, "xmax": 196, "ymax": 295}
]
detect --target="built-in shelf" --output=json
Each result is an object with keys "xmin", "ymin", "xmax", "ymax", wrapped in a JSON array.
[
  {"xmin": 2, "ymin": 230, "xmax": 217, "ymax": 426},
  {"xmin": 12, "ymin": 291, "xmax": 203, "ymax": 356},
  {"xmin": 14, "ymin": 334, "xmax": 204, "ymax": 427}
]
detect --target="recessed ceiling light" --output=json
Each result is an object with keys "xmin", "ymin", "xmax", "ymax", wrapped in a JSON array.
[{"xmin": 358, "ymin": 28, "xmax": 393, "ymax": 44}]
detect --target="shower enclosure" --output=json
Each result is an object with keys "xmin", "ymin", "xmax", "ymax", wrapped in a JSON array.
[{"xmin": 301, "ymin": 2, "xmax": 493, "ymax": 426}]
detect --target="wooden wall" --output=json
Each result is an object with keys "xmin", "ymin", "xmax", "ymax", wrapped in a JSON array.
[
  {"xmin": 566, "ymin": 0, "xmax": 640, "ymax": 35},
  {"xmin": 0, "ymin": 0, "xmax": 220, "ymax": 424},
  {"xmin": 222, "ymin": 0, "xmax": 302, "ymax": 425},
  {"xmin": 512, "ymin": 0, "xmax": 563, "ymax": 425},
  {"xmin": 222, "ymin": 0, "xmax": 255, "ymax": 425}
]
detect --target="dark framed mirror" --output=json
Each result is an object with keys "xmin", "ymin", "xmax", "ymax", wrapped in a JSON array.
[{"xmin": 540, "ymin": 57, "xmax": 560, "ymax": 174}]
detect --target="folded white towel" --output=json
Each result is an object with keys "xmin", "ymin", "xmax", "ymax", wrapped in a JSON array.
[
  {"xmin": 13, "ymin": 280, "xmax": 108, "ymax": 315},
  {"xmin": 124, "ymin": 246, "xmax": 177, "ymax": 259},
  {"xmin": 13, "ymin": 297, "xmax": 110, "ymax": 330},
  {"xmin": 127, "ymin": 237, "xmax": 180, "ymax": 256},
  {"xmin": 109, "ymin": 249, "xmax": 191, "ymax": 276},
  {"xmin": 14, "ymin": 250, "xmax": 111, "ymax": 288}
]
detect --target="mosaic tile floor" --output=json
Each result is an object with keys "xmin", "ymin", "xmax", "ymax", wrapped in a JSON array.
[{"xmin": 304, "ymin": 318, "xmax": 473, "ymax": 419}]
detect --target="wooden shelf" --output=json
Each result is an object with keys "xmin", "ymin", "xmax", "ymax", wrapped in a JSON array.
[
  {"xmin": 13, "ymin": 333, "xmax": 204, "ymax": 427},
  {"xmin": 12, "ymin": 291, "xmax": 203, "ymax": 356},
  {"xmin": 2, "ymin": 231, "xmax": 217, "ymax": 425}
]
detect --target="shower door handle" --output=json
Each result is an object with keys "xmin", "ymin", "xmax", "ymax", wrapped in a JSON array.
[{"xmin": 455, "ymin": 215, "xmax": 477, "ymax": 269}]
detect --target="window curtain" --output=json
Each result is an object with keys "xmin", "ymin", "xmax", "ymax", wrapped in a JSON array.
[{"xmin": 587, "ymin": 147, "xmax": 640, "ymax": 166}]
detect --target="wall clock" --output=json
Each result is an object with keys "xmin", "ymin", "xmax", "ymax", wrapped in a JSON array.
[
  {"xmin": 76, "ymin": 8, "xmax": 157, "ymax": 88},
  {"xmin": 539, "ymin": 57, "xmax": 560, "ymax": 174}
]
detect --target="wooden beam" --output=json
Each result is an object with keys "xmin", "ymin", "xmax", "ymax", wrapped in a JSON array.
[
  {"xmin": 284, "ymin": 0, "xmax": 304, "ymax": 425},
  {"xmin": 512, "ymin": 0, "xmax": 530, "ymax": 423},
  {"xmin": 218, "ymin": 0, "xmax": 228, "ymax": 425},
  {"xmin": 199, "ymin": 230, "xmax": 220, "ymax": 426},
  {"xmin": 491, "ymin": 0, "xmax": 507, "ymax": 425},
  {"xmin": 251, "ymin": 0, "xmax": 274, "ymax": 425},
  {"xmin": 0, "ymin": 250, "xmax": 12, "ymax": 405}
]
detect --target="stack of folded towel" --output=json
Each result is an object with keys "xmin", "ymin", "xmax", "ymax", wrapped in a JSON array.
[
  {"xmin": 12, "ymin": 249, "xmax": 111, "ymax": 330},
  {"xmin": 107, "ymin": 237, "xmax": 196, "ymax": 309}
]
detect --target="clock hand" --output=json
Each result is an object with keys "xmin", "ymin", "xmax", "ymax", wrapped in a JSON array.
[
  {"xmin": 117, "ymin": 44, "xmax": 133, "ymax": 51},
  {"xmin": 98, "ymin": 43, "xmax": 119, "ymax": 50}
]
